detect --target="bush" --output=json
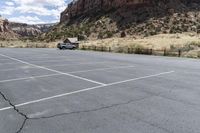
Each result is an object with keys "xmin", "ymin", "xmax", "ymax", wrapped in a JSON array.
[
  {"xmin": 78, "ymin": 34, "xmax": 87, "ymax": 41},
  {"xmin": 198, "ymin": 51, "xmax": 200, "ymax": 58},
  {"xmin": 105, "ymin": 31, "xmax": 114, "ymax": 38},
  {"xmin": 121, "ymin": 31, "xmax": 126, "ymax": 38},
  {"xmin": 98, "ymin": 32, "xmax": 104, "ymax": 39}
]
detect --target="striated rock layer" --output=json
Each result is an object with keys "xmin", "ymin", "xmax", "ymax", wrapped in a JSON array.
[
  {"xmin": 42, "ymin": 0, "xmax": 200, "ymax": 41},
  {"xmin": 0, "ymin": 16, "xmax": 19, "ymax": 40},
  {"xmin": 60, "ymin": 0, "xmax": 200, "ymax": 23},
  {"xmin": 60, "ymin": 0, "xmax": 150, "ymax": 23},
  {"xmin": 0, "ymin": 15, "xmax": 54, "ymax": 39},
  {"xmin": 9, "ymin": 22, "xmax": 54, "ymax": 37},
  {"xmin": 0, "ymin": 16, "xmax": 9, "ymax": 32}
]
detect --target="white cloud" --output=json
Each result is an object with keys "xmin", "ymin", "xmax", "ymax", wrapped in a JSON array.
[
  {"xmin": 9, "ymin": 16, "xmax": 47, "ymax": 24},
  {"xmin": 0, "ymin": 6, "xmax": 15, "ymax": 15},
  {"xmin": 15, "ymin": 5, "xmax": 66, "ymax": 19},
  {"xmin": 16, "ymin": 5, "xmax": 52, "ymax": 16},
  {"xmin": 0, "ymin": 0, "xmax": 71, "ymax": 24},
  {"xmin": 12, "ymin": 0, "xmax": 67, "ymax": 7},
  {"xmin": 5, "ymin": 2, "xmax": 15, "ymax": 6},
  {"xmin": 12, "ymin": 0, "xmax": 68, "ymax": 18}
]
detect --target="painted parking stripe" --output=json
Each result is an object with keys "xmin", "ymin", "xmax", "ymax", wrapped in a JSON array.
[
  {"xmin": 28, "ymin": 58, "xmax": 85, "ymax": 63},
  {"xmin": 0, "ymin": 61, "xmax": 109, "ymax": 71},
  {"xmin": 44, "ymin": 61, "xmax": 109, "ymax": 67},
  {"xmin": 0, "ymin": 71, "xmax": 174, "ymax": 112},
  {"xmin": 0, "ymin": 54, "xmax": 106, "ymax": 86},
  {"xmin": 69, "ymin": 65, "xmax": 135, "ymax": 74},
  {"xmin": 0, "ymin": 65, "xmax": 135, "ymax": 83},
  {"xmin": 0, "ymin": 74, "xmax": 62, "ymax": 83}
]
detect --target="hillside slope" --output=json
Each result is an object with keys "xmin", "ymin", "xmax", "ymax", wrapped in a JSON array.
[
  {"xmin": 0, "ymin": 16, "xmax": 19, "ymax": 40},
  {"xmin": 43, "ymin": 0, "xmax": 200, "ymax": 41}
]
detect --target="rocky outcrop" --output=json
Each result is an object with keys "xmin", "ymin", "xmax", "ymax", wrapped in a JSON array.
[
  {"xmin": 0, "ymin": 15, "xmax": 55, "ymax": 40},
  {"xmin": 60, "ymin": 0, "xmax": 200, "ymax": 23},
  {"xmin": 9, "ymin": 22, "xmax": 55, "ymax": 37},
  {"xmin": 0, "ymin": 17, "xmax": 9, "ymax": 32},
  {"xmin": 43, "ymin": 0, "xmax": 200, "ymax": 41},
  {"xmin": 0, "ymin": 16, "xmax": 19, "ymax": 40},
  {"xmin": 60, "ymin": 0, "xmax": 150, "ymax": 23}
]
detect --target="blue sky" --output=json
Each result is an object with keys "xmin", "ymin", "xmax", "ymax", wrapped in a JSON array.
[{"xmin": 0, "ymin": 0, "xmax": 73, "ymax": 24}]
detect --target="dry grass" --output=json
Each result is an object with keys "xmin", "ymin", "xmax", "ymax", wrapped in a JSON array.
[
  {"xmin": 1, "ymin": 33, "xmax": 200, "ymax": 58},
  {"xmin": 0, "ymin": 40, "xmax": 58, "ymax": 48},
  {"xmin": 80, "ymin": 33, "xmax": 200, "ymax": 58},
  {"xmin": 81, "ymin": 33, "xmax": 200, "ymax": 49}
]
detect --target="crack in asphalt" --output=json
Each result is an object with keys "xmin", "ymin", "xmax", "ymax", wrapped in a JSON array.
[
  {"xmin": 0, "ymin": 92, "xmax": 152, "ymax": 132},
  {"xmin": 0, "ymin": 91, "xmax": 28, "ymax": 133},
  {"xmin": 29, "ymin": 95, "xmax": 173, "ymax": 133},
  {"xmin": 16, "ymin": 118, "xmax": 28, "ymax": 133},
  {"xmin": 31, "ymin": 96, "xmax": 152, "ymax": 120},
  {"xmin": 0, "ymin": 92, "xmax": 172, "ymax": 133}
]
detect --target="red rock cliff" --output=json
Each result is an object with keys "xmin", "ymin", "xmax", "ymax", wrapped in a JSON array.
[
  {"xmin": 60, "ymin": 0, "xmax": 200, "ymax": 23},
  {"xmin": 60, "ymin": 0, "xmax": 150, "ymax": 23}
]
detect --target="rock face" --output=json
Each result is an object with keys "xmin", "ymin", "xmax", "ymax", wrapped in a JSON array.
[
  {"xmin": 0, "ymin": 16, "xmax": 19, "ymax": 40},
  {"xmin": 44, "ymin": 0, "xmax": 200, "ymax": 41},
  {"xmin": 60, "ymin": 0, "xmax": 200, "ymax": 23},
  {"xmin": 0, "ymin": 15, "xmax": 55, "ymax": 40},
  {"xmin": 0, "ymin": 16, "xmax": 9, "ymax": 32},
  {"xmin": 61, "ymin": 0, "xmax": 150, "ymax": 23},
  {"xmin": 9, "ymin": 22, "xmax": 55, "ymax": 37}
]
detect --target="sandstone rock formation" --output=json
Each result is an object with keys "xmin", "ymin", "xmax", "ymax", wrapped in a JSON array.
[
  {"xmin": 61, "ymin": 0, "xmax": 150, "ymax": 23},
  {"xmin": 0, "ymin": 16, "xmax": 9, "ymax": 32},
  {"xmin": 9, "ymin": 22, "xmax": 54, "ymax": 37},
  {"xmin": 43, "ymin": 0, "xmax": 200, "ymax": 41},
  {"xmin": 0, "ymin": 16, "xmax": 19, "ymax": 40},
  {"xmin": 60, "ymin": 0, "xmax": 200, "ymax": 23},
  {"xmin": 0, "ymin": 15, "xmax": 54, "ymax": 40}
]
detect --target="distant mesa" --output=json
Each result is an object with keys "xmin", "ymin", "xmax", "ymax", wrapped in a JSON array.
[
  {"xmin": 0, "ymin": 15, "xmax": 55, "ymax": 40},
  {"xmin": 9, "ymin": 22, "xmax": 55, "ymax": 37}
]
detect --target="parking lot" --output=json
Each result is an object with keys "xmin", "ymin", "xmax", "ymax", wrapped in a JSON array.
[{"xmin": 0, "ymin": 48, "xmax": 200, "ymax": 133}]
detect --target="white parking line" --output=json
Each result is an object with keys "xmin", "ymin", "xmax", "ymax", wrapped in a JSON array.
[
  {"xmin": 0, "ymin": 54, "xmax": 106, "ymax": 86},
  {"xmin": 21, "ymin": 56, "xmax": 71, "ymax": 60},
  {"xmin": 0, "ymin": 65, "xmax": 135, "ymax": 83},
  {"xmin": 0, "ymin": 74, "xmax": 62, "ymax": 83},
  {"xmin": 28, "ymin": 58, "xmax": 85, "ymax": 63},
  {"xmin": 0, "ymin": 58, "xmax": 84, "ymax": 65},
  {"xmin": 44, "ymin": 61, "xmax": 109, "ymax": 67},
  {"xmin": 69, "ymin": 65, "xmax": 135, "ymax": 74},
  {"xmin": 0, "ymin": 61, "xmax": 109, "ymax": 71},
  {"xmin": 0, "ymin": 71, "xmax": 174, "ymax": 112},
  {"xmin": 0, "ymin": 62, "xmax": 20, "ymax": 66},
  {"xmin": 0, "ymin": 66, "xmax": 35, "ymax": 72}
]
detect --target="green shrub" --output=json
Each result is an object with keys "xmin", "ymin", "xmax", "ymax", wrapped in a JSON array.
[
  {"xmin": 105, "ymin": 31, "xmax": 114, "ymax": 38},
  {"xmin": 98, "ymin": 32, "xmax": 104, "ymax": 39},
  {"xmin": 197, "ymin": 51, "xmax": 200, "ymax": 58}
]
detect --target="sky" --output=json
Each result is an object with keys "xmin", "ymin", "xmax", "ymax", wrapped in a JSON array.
[{"xmin": 0, "ymin": 0, "xmax": 73, "ymax": 24}]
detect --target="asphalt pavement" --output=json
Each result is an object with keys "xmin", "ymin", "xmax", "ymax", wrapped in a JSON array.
[{"xmin": 0, "ymin": 48, "xmax": 200, "ymax": 133}]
